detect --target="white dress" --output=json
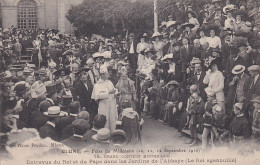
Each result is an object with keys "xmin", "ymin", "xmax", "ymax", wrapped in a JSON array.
[
  {"xmin": 91, "ymin": 79, "xmax": 118, "ymax": 132},
  {"xmin": 203, "ymin": 70, "xmax": 226, "ymax": 112},
  {"xmin": 136, "ymin": 42, "xmax": 149, "ymax": 70}
]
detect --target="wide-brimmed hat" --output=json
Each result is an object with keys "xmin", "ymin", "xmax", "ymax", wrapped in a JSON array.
[
  {"xmin": 248, "ymin": 65, "xmax": 260, "ymax": 72},
  {"xmin": 44, "ymin": 106, "xmax": 66, "ymax": 117},
  {"xmin": 92, "ymin": 52, "xmax": 104, "ymax": 59},
  {"xmin": 59, "ymin": 95, "xmax": 73, "ymax": 107},
  {"xmin": 181, "ymin": 22, "xmax": 195, "ymax": 29},
  {"xmin": 166, "ymin": 80, "xmax": 179, "ymax": 87},
  {"xmin": 45, "ymin": 83, "xmax": 57, "ymax": 96},
  {"xmin": 92, "ymin": 128, "xmax": 110, "ymax": 143},
  {"xmin": 232, "ymin": 65, "xmax": 245, "ymax": 75},
  {"xmin": 160, "ymin": 21, "xmax": 167, "ymax": 28},
  {"xmin": 151, "ymin": 32, "xmax": 163, "ymax": 39},
  {"xmin": 166, "ymin": 21, "xmax": 177, "ymax": 29},
  {"xmin": 110, "ymin": 129, "xmax": 127, "ymax": 146}
]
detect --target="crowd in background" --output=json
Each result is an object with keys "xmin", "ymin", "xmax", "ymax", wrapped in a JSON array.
[{"xmin": 1, "ymin": 0, "xmax": 260, "ymax": 158}]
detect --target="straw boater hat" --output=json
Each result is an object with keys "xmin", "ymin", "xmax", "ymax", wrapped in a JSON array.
[
  {"xmin": 166, "ymin": 21, "xmax": 177, "ymax": 29},
  {"xmin": 110, "ymin": 129, "xmax": 127, "ymax": 146},
  {"xmin": 204, "ymin": 87, "xmax": 215, "ymax": 97},
  {"xmin": 92, "ymin": 128, "xmax": 110, "ymax": 143},
  {"xmin": 44, "ymin": 106, "xmax": 66, "ymax": 117},
  {"xmin": 92, "ymin": 52, "xmax": 104, "ymax": 59},
  {"xmin": 151, "ymin": 32, "xmax": 163, "ymax": 39},
  {"xmin": 248, "ymin": 65, "xmax": 260, "ymax": 72},
  {"xmin": 232, "ymin": 65, "xmax": 245, "ymax": 75}
]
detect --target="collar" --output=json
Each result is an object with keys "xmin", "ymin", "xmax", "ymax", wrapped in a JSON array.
[
  {"xmin": 237, "ymin": 114, "xmax": 244, "ymax": 118},
  {"xmin": 47, "ymin": 121, "xmax": 55, "ymax": 127},
  {"xmin": 73, "ymin": 134, "xmax": 83, "ymax": 138},
  {"xmin": 92, "ymin": 128, "xmax": 99, "ymax": 132}
]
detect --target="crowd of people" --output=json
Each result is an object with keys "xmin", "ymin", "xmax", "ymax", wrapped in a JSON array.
[{"xmin": 1, "ymin": 0, "xmax": 260, "ymax": 158}]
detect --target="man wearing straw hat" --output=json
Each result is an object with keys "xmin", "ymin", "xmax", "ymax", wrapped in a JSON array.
[{"xmin": 39, "ymin": 106, "xmax": 66, "ymax": 141}]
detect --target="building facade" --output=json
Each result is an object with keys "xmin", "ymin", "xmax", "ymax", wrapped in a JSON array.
[{"xmin": 0, "ymin": 0, "xmax": 83, "ymax": 35}]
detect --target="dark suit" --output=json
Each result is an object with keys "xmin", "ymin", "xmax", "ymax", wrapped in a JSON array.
[
  {"xmin": 191, "ymin": 46, "xmax": 203, "ymax": 59},
  {"xmin": 61, "ymin": 135, "xmax": 87, "ymax": 150},
  {"xmin": 31, "ymin": 114, "xmax": 48, "ymax": 131},
  {"xmin": 75, "ymin": 80, "xmax": 96, "ymax": 124},
  {"xmin": 127, "ymin": 39, "xmax": 138, "ymax": 72},
  {"xmin": 62, "ymin": 87, "xmax": 77, "ymax": 101},
  {"xmin": 39, "ymin": 123, "xmax": 58, "ymax": 141},
  {"xmin": 163, "ymin": 41, "xmax": 171, "ymax": 56},
  {"xmin": 191, "ymin": 71, "xmax": 207, "ymax": 101},
  {"xmin": 221, "ymin": 42, "xmax": 231, "ymax": 71},
  {"xmin": 75, "ymin": 81, "xmax": 92, "ymax": 110},
  {"xmin": 56, "ymin": 115, "xmax": 76, "ymax": 138},
  {"xmin": 247, "ymin": 75, "xmax": 260, "ymax": 101},
  {"xmin": 61, "ymin": 124, "xmax": 74, "ymax": 140}
]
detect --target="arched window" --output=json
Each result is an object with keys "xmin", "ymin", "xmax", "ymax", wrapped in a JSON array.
[{"xmin": 17, "ymin": 0, "xmax": 37, "ymax": 29}]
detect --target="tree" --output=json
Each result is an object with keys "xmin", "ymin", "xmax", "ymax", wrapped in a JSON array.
[{"xmin": 66, "ymin": 0, "xmax": 153, "ymax": 37}]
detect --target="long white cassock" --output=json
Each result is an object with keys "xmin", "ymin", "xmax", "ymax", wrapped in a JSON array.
[{"xmin": 91, "ymin": 79, "xmax": 118, "ymax": 132}]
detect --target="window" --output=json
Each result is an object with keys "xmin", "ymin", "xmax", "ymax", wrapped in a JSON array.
[{"xmin": 17, "ymin": 0, "xmax": 37, "ymax": 29}]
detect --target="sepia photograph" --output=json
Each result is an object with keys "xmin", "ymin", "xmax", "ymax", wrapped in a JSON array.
[{"xmin": 0, "ymin": 0, "xmax": 260, "ymax": 164}]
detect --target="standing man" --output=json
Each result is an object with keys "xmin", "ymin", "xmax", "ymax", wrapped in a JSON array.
[
  {"xmin": 127, "ymin": 33, "xmax": 138, "ymax": 74},
  {"xmin": 246, "ymin": 65, "xmax": 260, "ymax": 121}
]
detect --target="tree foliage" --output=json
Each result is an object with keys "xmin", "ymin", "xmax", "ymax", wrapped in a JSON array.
[
  {"xmin": 66, "ymin": 0, "xmax": 153, "ymax": 37},
  {"xmin": 66, "ymin": 0, "xmax": 212, "ymax": 37}
]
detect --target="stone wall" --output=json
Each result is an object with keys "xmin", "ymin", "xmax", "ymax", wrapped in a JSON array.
[{"xmin": 0, "ymin": 0, "xmax": 83, "ymax": 35}]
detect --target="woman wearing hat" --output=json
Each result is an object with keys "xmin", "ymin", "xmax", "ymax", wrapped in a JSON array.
[
  {"xmin": 151, "ymin": 32, "xmax": 165, "ymax": 58},
  {"xmin": 203, "ymin": 59, "xmax": 226, "ymax": 113},
  {"xmin": 181, "ymin": 22, "xmax": 196, "ymax": 42},
  {"xmin": 136, "ymin": 34, "xmax": 149, "ymax": 70},
  {"xmin": 232, "ymin": 10, "xmax": 247, "ymax": 32}
]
